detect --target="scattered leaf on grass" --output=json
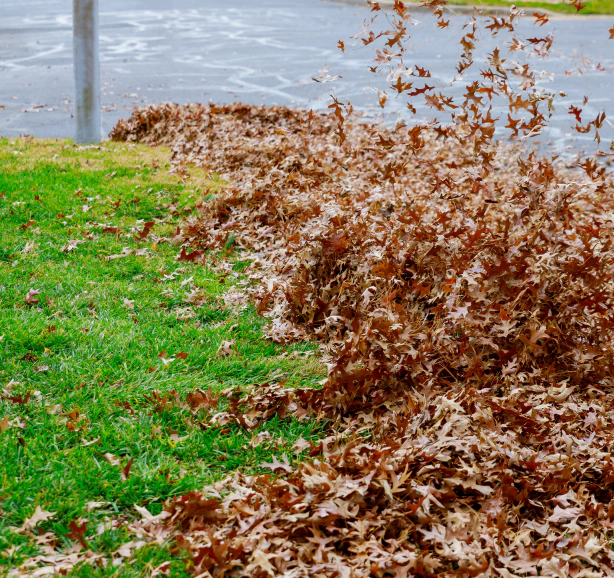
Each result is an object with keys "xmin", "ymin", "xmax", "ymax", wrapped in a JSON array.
[
  {"xmin": 134, "ymin": 221, "xmax": 154, "ymax": 240},
  {"xmin": 25, "ymin": 288, "xmax": 41, "ymax": 305},
  {"xmin": 122, "ymin": 297, "xmax": 135, "ymax": 310},
  {"xmin": 177, "ymin": 247, "xmax": 205, "ymax": 262},
  {"xmin": 14, "ymin": 506, "xmax": 55, "ymax": 534},
  {"xmin": 216, "ymin": 340, "xmax": 235, "ymax": 357},
  {"xmin": 67, "ymin": 519, "xmax": 88, "ymax": 549},
  {"xmin": 259, "ymin": 453, "xmax": 292, "ymax": 473}
]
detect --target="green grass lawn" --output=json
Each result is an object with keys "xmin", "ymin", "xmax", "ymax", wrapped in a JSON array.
[
  {"xmin": 410, "ymin": 0, "xmax": 614, "ymax": 13},
  {"xmin": 0, "ymin": 138, "xmax": 325, "ymax": 576}
]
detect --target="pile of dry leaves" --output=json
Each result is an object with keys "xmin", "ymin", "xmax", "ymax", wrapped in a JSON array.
[
  {"xmin": 110, "ymin": 104, "xmax": 614, "ymax": 577},
  {"xmin": 109, "ymin": 2, "xmax": 614, "ymax": 576}
]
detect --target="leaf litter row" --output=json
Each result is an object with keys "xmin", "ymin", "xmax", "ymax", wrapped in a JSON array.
[
  {"xmin": 12, "ymin": 1, "xmax": 614, "ymax": 577},
  {"xmin": 107, "ymin": 98, "xmax": 614, "ymax": 578}
]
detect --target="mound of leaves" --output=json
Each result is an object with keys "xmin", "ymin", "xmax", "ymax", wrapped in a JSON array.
[
  {"xmin": 109, "ymin": 1, "xmax": 614, "ymax": 574},
  {"xmin": 113, "ymin": 100, "xmax": 614, "ymax": 577}
]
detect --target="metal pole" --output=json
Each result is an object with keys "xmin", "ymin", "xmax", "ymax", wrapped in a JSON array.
[{"xmin": 73, "ymin": 0, "xmax": 101, "ymax": 143}]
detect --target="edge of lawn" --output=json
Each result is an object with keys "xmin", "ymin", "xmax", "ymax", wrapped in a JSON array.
[
  {"xmin": 332, "ymin": 0, "xmax": 614, "ymax": 16},
  {"xmin": 0, "ymin": 137, "xmax": 326, "ymax": 576}
]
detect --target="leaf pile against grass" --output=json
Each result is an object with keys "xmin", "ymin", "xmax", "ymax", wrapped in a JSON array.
[
  {"xmin": 108, "ymin": 1, "xmax": 614, "ymax": 574},
  {"xmin": 111, "ymin": 98, "xmax": 614, "ymax": 577}
]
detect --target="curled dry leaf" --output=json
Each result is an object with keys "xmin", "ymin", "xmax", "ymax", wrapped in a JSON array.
[
  {"xmin": 85, "ymin": 501, "xmax": 108, "ymax": 511},
  {"xmin": 122, "ymin": 297, "xmax": 135, "ymax": 310},
  {"xmin": 14, "ymin": 506, "xmax": 55, "ymax": 534},
  {"xmin": 216, "ymin": 339, "xmax": 236, "ymax": 357},
  {"xmin": 151, "ymin": 561, "xmax": 171, "ymax": 577},
  {"xmin": 81, "ymin": 437, "xmax": 99, "ymax": 447},
  {"xmin": 157, "ymin": 349, "xmax": 176, "ymax": 366},
  {"xmin": 121, "ymin": 456, "xmax": 134, "ymax": 480},
  {"xmin": 312, "ymin": 64, "xmax": 342, "ymax": 84},
  {"xmin": 25, "ymin": 288, "xmax": 41, "ymax": 306},
  {"xmin": 67, "ymin": 519, "xmax": 89, "ymax": 549},
  {"xmin": 258, "ymin": 453, "xmax": 292, "ymax": 473},
  {"xmin": 177, "ymin": 247, "xmax": 205, "ymax": 262},
  {"xmin": 60, "ymin": 239, "xmax": 85, "ymax": 253},
  {"xmin": 116, "ymin": 540, "xmax": 146, "ymax": 558},
  {"xmin": 100, "ymin": 452, "xmax": 120, "ymax": 467},
  {"xmin": 22, "ymin": 240, "xmax": 37, "ymax": 254},
  {"xmin": 134, "ymin": 504, "xmax": 171, "ymax": 523},
  {"xmin": 134, "ymin": 221, "xmax": 154, "ymax": 240}
]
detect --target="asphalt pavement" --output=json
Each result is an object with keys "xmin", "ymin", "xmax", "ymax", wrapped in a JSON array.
[{"xmin": 1, "ymin": 0, "xmax": 612, "ymax": 150}]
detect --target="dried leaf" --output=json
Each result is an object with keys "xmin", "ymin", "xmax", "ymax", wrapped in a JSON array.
[{"xmin": 14, "ymin": 506, "xmax": 55, "ymax": 534}]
